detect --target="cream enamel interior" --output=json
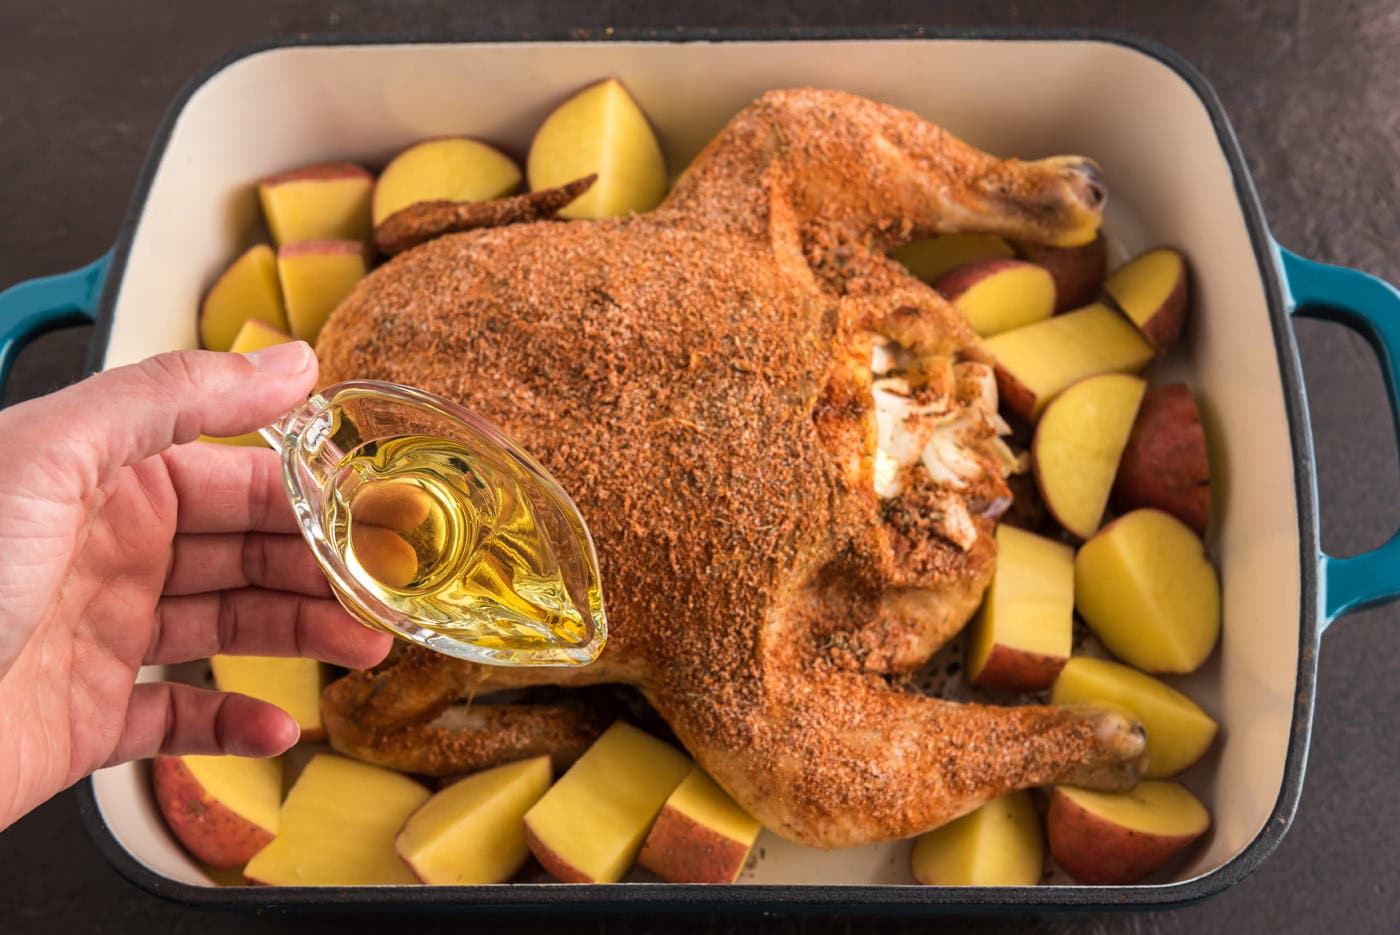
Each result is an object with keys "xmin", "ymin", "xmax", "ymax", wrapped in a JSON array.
[{"xmin": 92, "ymin": 38, "xmax": 1299, "ymax": 889}]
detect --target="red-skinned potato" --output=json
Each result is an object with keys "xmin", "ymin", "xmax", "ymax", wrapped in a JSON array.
[
  {"xmin": 152, "ymin": 755, "xmax": 280, "ymax": 869},
  {"xmin": 277, "ymin": 240, "xmax": 367, "ymax": 343},
  {"xmin": 523, "ymin": 722, "xmax": 692, "ymax": 883},
  {"xmin": 1104, "ymin": 248, "xmax": 1189, "ymax": 351},
  {"xmin": 965, "ymin": 524, "xmax": 1074, "ymax": 692},
  {"xmin": 1075, "ymin": 509, "xmax": 1221, "ymax": 674},
  {"xmin": 1048, "ymin": 782, "xmax": 1209, "ymax": 884},
  {"xmin": 527, "ymin": 78, "xmax": 667, "ymax": 220},
  {"xmin": 1112, "ymin": 383, "xmax": 1211, "ymax": 534},
  {"xmin": 984, "ymin": 302, "xmax": 1155, "ymax": 422},
  {"xmin": 243, "ymin": 754, "xmax": 426, "ymax": 885},
  {"xmin": 257, "ymin": 162, "xmax": 373, "ymax": 245},
  {"xmin": 395, "ymin": 756, "xmax": 552, "ymax": 885},
  {"xmin": 639, "ymin": 766, "xmax": 761, "ymax": 883},
  {"xmin": 209, "ymin": 655, "xmax": 326, "ymax": 743},
  {"xmin": 934, "ymin": 258, "xmax": 1055, "ymax": 337},
  {"xmin": 1032, "ymin": 373, "xmax": 1147, "ymax": 540},
  {"xmin": 1015, "ymin": 232, "xmax": 1107, "ymax": 312},
  {"xmin": 198, "ymin": 244, "xmax": 287, "ymax": 351},
  {"xmin": 372, "ymin": 137, "xmax": 522, "ymax": 227},
  {"xmin": 911, "ymin": 791, "xmax": 1043, "ymax": 886}
]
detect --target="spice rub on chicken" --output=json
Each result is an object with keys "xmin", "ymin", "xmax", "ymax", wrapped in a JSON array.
[{"xmin": 315, "ymin": 88, "xmax": 1143, "ymax": 849}]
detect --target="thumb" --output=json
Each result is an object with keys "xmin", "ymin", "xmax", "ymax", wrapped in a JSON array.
[{"xmin": 35, "ymin": 342, "xmax": 317, "ymax": 479}]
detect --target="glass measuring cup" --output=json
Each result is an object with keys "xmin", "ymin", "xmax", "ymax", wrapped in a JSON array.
[{"xmin": 259, "ymin": 380, "xmax": 607, "ymax": 667}]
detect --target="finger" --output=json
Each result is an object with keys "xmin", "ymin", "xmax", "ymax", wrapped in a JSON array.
[
  {"xmin": 148, "ymin": 588, "xmax": 393, "ymax": 668},
  {"xmin": 104, "ymin": 683, "xmax": 299, "ymax": 765},
  {"xmin": 163, "ymin": 532, "xmax": 332, "ymax": 597},
  {"xmin": 163, "ymin": 442, "xmax": 299, "ymax": 534},
  {"xmin": 17, "ymin": 343, "xmax": 316, "ymax": 491}
]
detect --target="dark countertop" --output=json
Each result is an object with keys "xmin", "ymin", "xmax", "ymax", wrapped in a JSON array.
[{"xmin": 2, "ymin": 1, "xmax": 1397, "ymax": 932}]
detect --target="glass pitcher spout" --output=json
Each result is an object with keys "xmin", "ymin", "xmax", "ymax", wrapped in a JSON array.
[
  {"xmin": 261, "ymin": 393, "xmax": 352, "ymax": 489},
  {"xmin": 258, "ymin": 396, "xmax": 324, "ymax": 454}
]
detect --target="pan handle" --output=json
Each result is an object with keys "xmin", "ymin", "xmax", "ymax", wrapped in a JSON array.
[
  {"xmin": 1276, "ymin": 243, "xmax": 1400, "ymax": 626},
  {"xmin": 0, "ymin": 253, "xmax": 111, "ymax": 395}
]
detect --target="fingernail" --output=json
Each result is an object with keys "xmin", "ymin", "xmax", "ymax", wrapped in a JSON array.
[{"xmin": 244, "ymin": 340, "xmax": 313, "ymax": 374}]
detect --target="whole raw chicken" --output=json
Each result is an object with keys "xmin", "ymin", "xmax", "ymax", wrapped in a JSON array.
[{"xmin": 315, "ymin": 88, "xmax": 1143, "ymax": 849}]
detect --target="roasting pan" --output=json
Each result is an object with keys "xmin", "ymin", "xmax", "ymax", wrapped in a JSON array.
[{"xmin": 3, "ymin": 27, "xmax": 1399, "ymax": 913}]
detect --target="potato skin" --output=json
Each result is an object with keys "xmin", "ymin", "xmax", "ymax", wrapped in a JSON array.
[
  {"xmin": 1136, "ymin": 267, "xmax": 1188, "ymax": 351},
  {"xmin": 1046, "ymin": 787, "xmax": 1202, "ymax": 884},
  {"xmin": 522, "ymin": 820, "xmax": 593, "ymax": 883},
  {"xmin": 1016, "ymin": 234, "xmax": 1107, "ymax": 313},
  {"xmin": 1103, "ymin": 250, "xmax": 1188, "ymax": 352},
  {"xmin": 967, "ymin": 644, "xmax": 1067, "ymax": 693},
  {"xmin": 151, "ymin": 757, "xmax": 275, "ymax": 869},
  {"xmin": 639, "ymin": 805, "xmax": 754, "ymax": 883},
  {"xmin": 933, "ymin": 257, "xmax": 1034, "ymax": 298},
  {"xmin": 1111, "ymin": 384, "xmax": 1210, "ymax": 534},
  {"xmin": 992, "ymin": 364, "xmax": 1038, "ymax": 423}
]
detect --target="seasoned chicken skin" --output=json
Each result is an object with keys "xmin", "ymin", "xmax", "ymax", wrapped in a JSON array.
[{"xmin": 316, "ymin": 89, "xmax": 1142, "ymax": 848}]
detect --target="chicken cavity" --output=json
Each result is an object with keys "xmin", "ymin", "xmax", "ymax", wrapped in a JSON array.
[{"xmin": 871, "ymin": 338, "xmax": 1022, "ymax": 549}]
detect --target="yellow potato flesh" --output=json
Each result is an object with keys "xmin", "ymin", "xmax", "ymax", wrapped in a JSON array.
[
  {"xmin": 277, "ymin": 245, "xmax": 366, "ymax": 343},
  {"xmin": 199, "ymin": 245, "xmax": 288, "ymax": 352},
  {"xmin": 910, "ymin": 791, "xmax": 1043, "ymax": 886},
  {"xmin": 372, "ymin": 138, "xmax": 522, "ymax": 226},
  {"xmin": 182, "ymin": 755, "xmax": 282, "ymax": 835},
  {"xmin": 1056, "ymin": 781, "xmax": 1208, "ymax": 838},
  {"xmin": 953, "ymin": 263, "xmax": 1056, "ymax": 336},
  {"xmin": 891, "ymin": 233, "xmax": 1014, "ymax": 283},
  {"xmin": 1052, "ymin": 657, "xmax": 1217, "ymax": 778},
  {"xmin": 259, "ymin": 172, "xmax": 372, "ymax": 246},
  {"xmin": 1033, "ymin": 373, "xmax": 1147, "ymax": 539},
  {"xmin": 527, "ymin": 78, "xmax": 667, "ymax": 219},
  {"xmin": 1074, "ymin": 509, "xmax": 1221, "ymax": 673},
  {"xmin": 396, "ymin": 756, "xmax": 552, "ymax": 885},
  {"xmin": 243, "ymin": 754, "xmax": 427, "ymax": 885},
  {"xmin": 966, "ymin": 525, "xmax": 1074, "ymax": 686},
  {"xmin": 523, "ymin": 721, "xmax": 691, "ymax": 883},
  {"xmin": 1104, "ymin": 248, "xmax": 1184, "ymax": 330},
  {"xmin": 639, "ymin": 765, "xmax": 761, "ymax": 883},
  {"xmin": 210, "ymin": 655, "xmax": 325, "ymax": 740},
  {"xmin": 663, "ymin": 766, "xmax": 760, "ymax": 844},
  {"xmin": 985, "ymin": 303, "xmax": 1154, "ymax": 419},
  {"xmin": 228, "ymin": 318, "xmax": 293, "ymax": 354}
]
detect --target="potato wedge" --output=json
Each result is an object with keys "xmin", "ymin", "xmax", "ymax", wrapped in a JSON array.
[
  {"xmin": 1048, "ymin": 782, "xmax": 1209, "ymax": 884},
  {"xmin": 1032, "ymin": 373, "xmax": 1147, "ymax": 539},
  {"xmin": 1112, "ymin": 383, "xmax": 1211, "ymax": 534},
  {"xmin": 1075, "ymin": 509, "xmax": 1221, "ymax": 673}
]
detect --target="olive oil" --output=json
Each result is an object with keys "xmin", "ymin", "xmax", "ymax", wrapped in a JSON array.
[{"xmin": 320, "ymin": 433, "xmax": 604, "ymax": 663}]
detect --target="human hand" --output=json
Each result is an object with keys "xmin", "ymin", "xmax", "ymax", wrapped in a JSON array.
[{"xmin": 0, "ymin": 342, "xmax": 391, "ymax": 830}]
